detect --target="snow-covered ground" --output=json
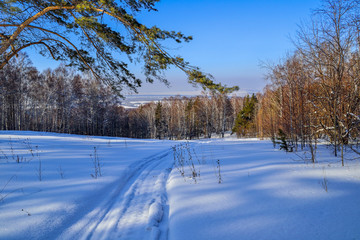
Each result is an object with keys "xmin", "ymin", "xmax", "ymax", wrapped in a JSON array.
[{"xmin": 0, "ymin": 131, "xmax": 359, "ymax": 240}]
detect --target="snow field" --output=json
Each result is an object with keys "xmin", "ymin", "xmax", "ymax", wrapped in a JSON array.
[
  {"xmin": 167, "ymin": 140, "xmax": 360, "ymax": 240},
  {"xmin": 0, "ymin": 131, "xmax": 174, "ymax": 240},
  {"xmin": 0, "ymin": 131, "xmax": 359, "ymax": 240}
]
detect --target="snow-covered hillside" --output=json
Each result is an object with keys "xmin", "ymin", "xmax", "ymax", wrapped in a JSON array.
[{"xmin": 0, "ymin": 131, "xmax": 359, "ymax": 240}]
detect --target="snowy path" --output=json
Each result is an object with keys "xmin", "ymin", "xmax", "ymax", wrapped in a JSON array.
[
  {"xmin": 57, "ymin": 149, "xmax": 173, "ymax": 240},
  {"xmin": 2, "ymin": 132, "xmax": 360, "ymax": 240}
]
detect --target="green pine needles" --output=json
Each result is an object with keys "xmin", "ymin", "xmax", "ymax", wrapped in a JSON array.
[
  {"xmin": 0, "ymin": 0, "xmax": 237, "ymax": 96},
  {"xmin": 232, "ymin": 94, "xmax": 258, "ymax": 137},
  {"xmin": 275, "ymin": 129, "xmax": 293, "ymax": 152}
]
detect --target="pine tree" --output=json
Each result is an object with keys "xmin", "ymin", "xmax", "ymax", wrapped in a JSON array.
[
  {"xmin": 0, "ymin": 0, "xmax": 237, "ymax": 95},
  {"xmin": 276, "ymin": 129, "xmax": 293, "ymax": 152},
  {"xmin": 232, "ymin": 94, "xmax": 258, "ymax": 137}
]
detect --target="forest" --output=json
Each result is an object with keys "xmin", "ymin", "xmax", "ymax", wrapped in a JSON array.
[
  {"xmin": 1, "ymin": 0, "xmax": 360, "ymax": 165},
  {"xmin": 1, "ymin": 1, "xmax": 360, "ymax": 239},
  {"xmin": 0, "ymin": 54, "xmax": 257, "ymax": 140},
  {"xmin": 257, "ymin": 0, "xmax": 360, "ymax": 164}
]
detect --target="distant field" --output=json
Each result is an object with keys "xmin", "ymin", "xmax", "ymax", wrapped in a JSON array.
[{"xmin": 121, "ymin": 94, "xmax": 192, "ymax": 108}]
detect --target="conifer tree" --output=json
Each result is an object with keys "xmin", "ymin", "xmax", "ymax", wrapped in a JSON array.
[
  {"xmin": 276, "ymin": 129, "xmax": 293, "ymax": 152},
  {"xmin": 232, "ymin": 94, "xmax": 257, "ymax": 137},
  {"xmin": 0, "ymin": 0, "xmax": 236, "ymax": 96}
]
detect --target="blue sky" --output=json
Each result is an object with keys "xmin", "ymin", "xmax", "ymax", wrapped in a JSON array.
[
  {"xmin": 133, "ymin": 0, "xmax": 321, "ymax": 95},
  {"xmin": 30, "ymin": 0, "xmax": 321, "ymax": 96}
]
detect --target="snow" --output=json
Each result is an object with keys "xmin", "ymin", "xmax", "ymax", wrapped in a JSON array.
[{"xmin": 0, "ymin": 131, "xmax": 359, "ymax": 240}]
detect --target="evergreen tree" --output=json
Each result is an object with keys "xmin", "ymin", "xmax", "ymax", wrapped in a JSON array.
[
  {"xmin": 0, "ymin": 0, "xmax": 237, "ymax": 95},
  {"xmin": 276, "ymin": 129, "xmax": 293, "ymax": 152},
  {"xmin": 232, "ymin": 94, "xmax": 258, "ymax": 137}
]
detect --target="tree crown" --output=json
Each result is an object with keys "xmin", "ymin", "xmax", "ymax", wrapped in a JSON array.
[{"xmin": 0, "ymin": 0, "xmax": 238, "ymax": 96}]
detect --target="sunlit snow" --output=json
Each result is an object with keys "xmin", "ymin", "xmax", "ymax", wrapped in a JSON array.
[{"xmin": 0, "ymin": 131, "xmax": 359, "ymax": 240}]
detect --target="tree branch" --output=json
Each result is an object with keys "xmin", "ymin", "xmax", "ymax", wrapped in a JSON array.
[
  {"xmin": 0, "ymin": 5, "xmax": 76, "ymax": 56},
  {"xmin": 0, "ymin": 23, "xmax": 99, "ymax": 79},
  {"xmin": 0, "ymin": 40, "xmax": 55, "ymax": 69}
]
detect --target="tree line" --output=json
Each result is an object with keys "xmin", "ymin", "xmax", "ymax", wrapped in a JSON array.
[
  {"xmin": 2, "ymin": 0, "xmax": 358, "ymax": 165},
  {"xmin": 0, "ymin": 54, "xmax": 127, "ymax": 136},
  {"xmin": 257, "ymin": 0, "xmax": 360, "ymax": 164},
  {"xmin": 130, "ymin": 92, "xmax": 257, "ymax": 139},
  {"xmin": 0, "ymin": 53, "xmax": 256, "ymax": 139}
]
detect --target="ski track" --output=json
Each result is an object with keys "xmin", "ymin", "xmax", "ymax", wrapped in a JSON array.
[{"xmin": 56, "ymin": 148, "xmax": 173, "ymax": 240}]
